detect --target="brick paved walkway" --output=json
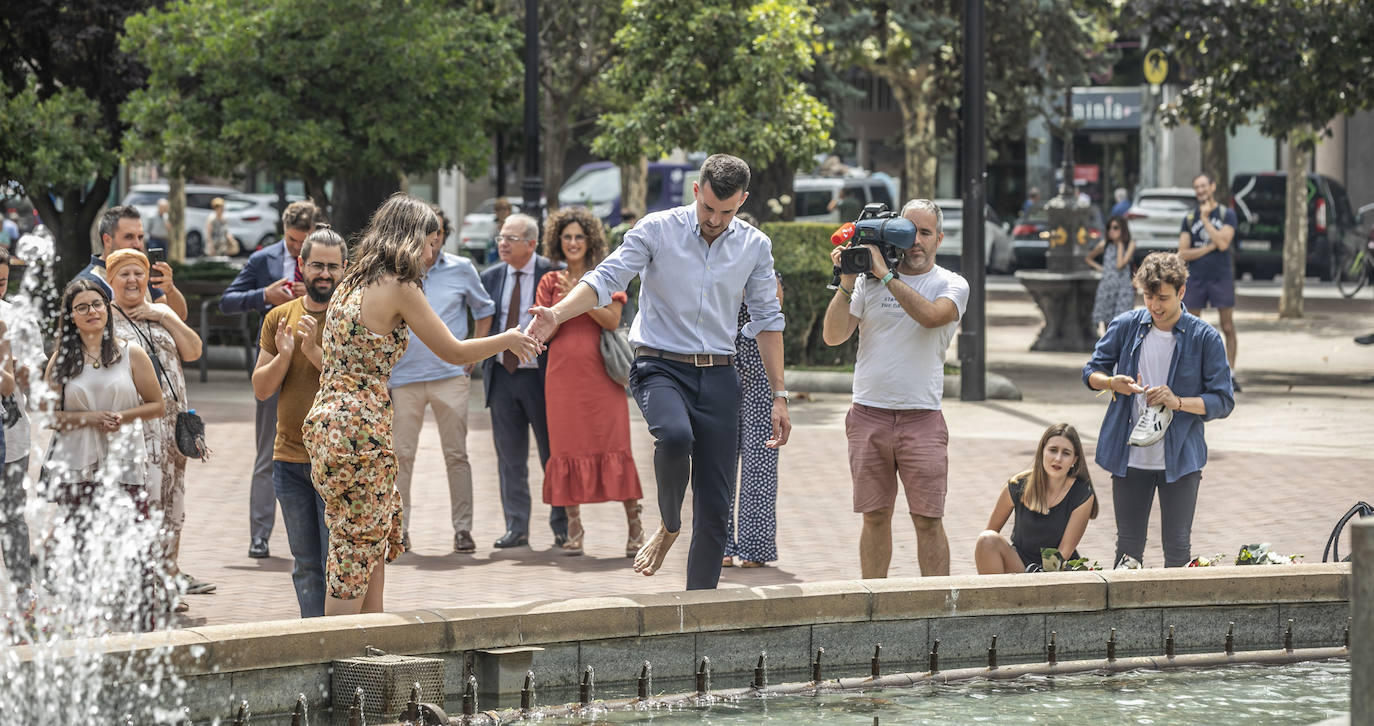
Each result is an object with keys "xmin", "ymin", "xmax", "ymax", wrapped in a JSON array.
[{"xmin": 11, "ymin": 288, "xmax": 1374, "ymax": 626}]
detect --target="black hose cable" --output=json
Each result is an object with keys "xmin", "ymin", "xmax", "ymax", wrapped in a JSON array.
[{"xmin": 1322, "ymin": 501, "xmax": 1372, "ymax": 562}]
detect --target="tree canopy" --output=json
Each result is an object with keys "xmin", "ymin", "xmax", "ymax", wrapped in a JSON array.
[
  {"xmin": 817, "ymin": 0, "xmax": 1115, "ymax": 197},
  {"xmin": 123, "ymin": 0, "xmax": 522, "ymax": 231},
  {"xmin": 0, "ymin": 0, "xmax": 154, "ymax": 282},
  {"xmin": 593, "ymin": 0, "xmax": 834, "ymax": 219}
]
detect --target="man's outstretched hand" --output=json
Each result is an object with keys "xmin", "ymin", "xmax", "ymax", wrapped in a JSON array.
[{"xmin": 524, "ymin": 306, "xmax": 560, "ymax": 343}]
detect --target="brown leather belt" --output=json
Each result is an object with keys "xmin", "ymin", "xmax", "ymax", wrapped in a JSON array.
[{"xmin": 635, "ymin": 346, "xmax": 735, "ymax": 367}]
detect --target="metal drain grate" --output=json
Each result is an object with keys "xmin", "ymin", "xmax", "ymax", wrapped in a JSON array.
[{"xmin": 331, "ymin": 654, "xmax": 444, "ymax": 720}]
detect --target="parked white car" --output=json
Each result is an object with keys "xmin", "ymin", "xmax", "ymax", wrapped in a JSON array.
[
  {"xmin": 121, "ymin": 183, "xmax": 295, "ymax": 257},
  {"xmin": 792, "ymin": 173, "xmax": 899, "ymax": 223},
  {"xmin": 932, "ymin": 199, "xmax": 1015, "ymax": 274},
  {"xmin": 1124, "ymin": 187, "xmax": 1196, "ymax": 258}
]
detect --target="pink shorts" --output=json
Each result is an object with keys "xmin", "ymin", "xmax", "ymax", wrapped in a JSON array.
[{"xmin": 846, "ymin": 403, "xmax": 949, "ymax": 517}]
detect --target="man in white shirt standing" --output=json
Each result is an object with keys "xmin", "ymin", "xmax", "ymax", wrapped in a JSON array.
[{"xmin": 822, "ymin": 199, "xmax": 970, "ymax": 579}]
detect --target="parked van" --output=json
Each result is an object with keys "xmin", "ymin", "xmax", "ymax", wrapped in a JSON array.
[
  {"xmin": 792, "ymin": 173, "xmax": 899, "ymax": 223},
  {"xmin": 1229, "ymin": 172, "xmax": 1359, "ymax": 281},
  {"xmin": 558, "ymin": 161, "xmax": 695, "ymax": 226}
]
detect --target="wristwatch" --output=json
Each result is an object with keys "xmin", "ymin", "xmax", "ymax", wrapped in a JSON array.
[{"xmin": 772, "ymin": 390, "xmax": 791, "ymax": 402}]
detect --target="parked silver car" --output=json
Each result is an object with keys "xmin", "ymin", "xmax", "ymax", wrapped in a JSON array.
[
  {"xmin": 932, "ymin": 199, "xmax": 1015, "ymax": 274},
  {"xmin": 1123, "ymin": 187, "xmax": 1196, "ymax": 259},
  {"xmin": 453, "ymin": 197, "xmax": 522, "ymax": 263}
]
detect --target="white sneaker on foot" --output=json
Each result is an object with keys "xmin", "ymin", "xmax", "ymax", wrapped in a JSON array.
[{"xmin": 1128, "ymin": 403, "xmax": 1172, "ymax": 447}]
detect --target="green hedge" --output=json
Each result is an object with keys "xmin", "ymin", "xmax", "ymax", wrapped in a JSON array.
[{"xmin": 761, "ymin": 222, "xmax": 857, "ymax": 368}]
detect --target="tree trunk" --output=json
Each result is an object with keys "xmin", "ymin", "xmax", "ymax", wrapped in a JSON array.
[
  {"xmin": 1201, "ymin": 130, "xmax": 1230, "ymax": 206},
  {"xmin": 167, "ymin": 174, "xmax": 187, "ymax": 264},
  {"xmin": 1279, "ymin": 135, "xmax": 1310, "ymax": 319},
  {"xmin": 304, "ymin": 174, "xmax": 330, "ymax": 217},
  {"xmin": 331, "ymin": 174, "xmax": 403, "ymax": 240},
  {"xmin": 741, "ymin": 157, "xmax": 796, "ymax": 223},
  {"xmin": 620, "ymin": 156, "xmax": 648, "ymax": 219},
  {"xmin": 887, "ymin": 67, "xmax": 939, "ymax": 201},
  {"xmin": 31, "ymin": 177, "xmax": 110, "ymax": 289},
  {"xmin": 542, "ymin": 110, "xmax": 572, "ymax": 214}
]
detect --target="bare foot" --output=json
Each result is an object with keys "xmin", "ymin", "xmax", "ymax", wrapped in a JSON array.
[{"xmin": 632, "ymin": 525, "xmax": 679, "ymax": 576}]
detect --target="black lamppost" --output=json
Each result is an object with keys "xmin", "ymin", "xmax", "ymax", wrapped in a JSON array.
[
  {"xmin": 521, "ymin": 0, "xmax": 543, "ymax": 222},
  {"xmin": 958, "ymin": 0, "xmax": 986, "ymax": 401}
]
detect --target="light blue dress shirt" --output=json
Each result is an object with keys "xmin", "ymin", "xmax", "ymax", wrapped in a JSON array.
[
  {"xmin": 390, "ymin": 252, "xmax": 496, "ymax": 388},
  {"xmin": 580, "ymin": 205, "xmax": 784, "ymax": 355}
]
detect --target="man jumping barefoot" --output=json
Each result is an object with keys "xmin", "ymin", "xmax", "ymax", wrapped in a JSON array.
[{"xmin": 526, "ymin": 154, "xmax": 790, "ymax": 589}]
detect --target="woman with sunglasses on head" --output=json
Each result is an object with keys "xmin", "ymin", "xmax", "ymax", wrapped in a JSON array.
[
  {"xmin": 1087, "ymin": 215, "xmax": 1138, "ymax": 335},
  {"xmin": 303, "ymin": 194, "xmax": 542, "ymax": 616},
  {"xmin": 974, "ymin": 423, "xmax": 1097, "ymax": 574},
  {"xmin": 106, "ymin": 249, "xmax": 208, "ymax": 604}
]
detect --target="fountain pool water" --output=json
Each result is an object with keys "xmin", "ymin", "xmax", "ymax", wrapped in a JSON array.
[{"xmin": 444, "ymin": 660, "xmax": 1349, "ymax": 726}]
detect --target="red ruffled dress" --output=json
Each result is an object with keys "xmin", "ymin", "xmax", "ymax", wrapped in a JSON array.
[{"xmin": 536, "ymin": 272, "xmax": 643, "ymax": 506}]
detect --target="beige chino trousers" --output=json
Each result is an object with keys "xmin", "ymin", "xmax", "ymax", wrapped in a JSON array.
[{"xmin": 390, "ymin": 375, "xmax": 474, "ymax": 535}]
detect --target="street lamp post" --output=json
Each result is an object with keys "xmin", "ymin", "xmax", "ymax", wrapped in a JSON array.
[
  {"xmin": 521, "ymin": 0, "xmax": 543, "ymax": 222},
  {"xmin": 958, "ymin": 0, "xmax": 987, "ymax": 401}
]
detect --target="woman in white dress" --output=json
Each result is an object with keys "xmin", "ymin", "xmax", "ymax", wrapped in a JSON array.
[{"xmin": 44, "ymin": 279, "xmax": 163, "ymax": 508}]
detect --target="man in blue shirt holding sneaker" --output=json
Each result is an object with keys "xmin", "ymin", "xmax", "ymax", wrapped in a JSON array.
[{"xmin": 1083, "ymin": 252, "xmax": 1234, "ymax": 568}]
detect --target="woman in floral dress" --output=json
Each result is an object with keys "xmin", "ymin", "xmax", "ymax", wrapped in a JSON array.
[{"xmin": 303, "ymin": 194, "xmax": 542, "ymax": 615}]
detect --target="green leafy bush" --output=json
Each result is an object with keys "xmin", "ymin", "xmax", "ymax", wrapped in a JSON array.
[{"xmin": 761, "ymin": 222, "xmax": 857, "ymax": 367}]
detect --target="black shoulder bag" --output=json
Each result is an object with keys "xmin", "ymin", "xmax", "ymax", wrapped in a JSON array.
[{"xmin": 118, "ymin": 308, "xmax": 210, "ymax": 461}]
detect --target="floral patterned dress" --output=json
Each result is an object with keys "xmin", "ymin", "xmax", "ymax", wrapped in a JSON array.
[{"xmin": 302, "ymin": 282, "xmax": 409, "ymax": 600}]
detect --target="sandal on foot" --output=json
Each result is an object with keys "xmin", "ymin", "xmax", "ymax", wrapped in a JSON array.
[
  {"xmin": 632, "ymin": 526, "xmax": 679, "ymax": 576},
  {"xmin": 721, "ymin": 556, "xmax": 735, "ymax": 567},
  {"xmin": 185, "ymin": 577, "xmax": 216, "ymax": 595},
  {"xmin": 562, "ymin": 514, "xmax": 584, "ymax": 556},
  {"xmin": 739, "ymin": 560, "xmax": 767, "ymax": 568}
]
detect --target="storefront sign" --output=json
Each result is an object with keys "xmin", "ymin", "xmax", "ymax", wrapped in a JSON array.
[{"xmin": 1071, "ymin": 87, "xmax": 1142, "ymax": 130}]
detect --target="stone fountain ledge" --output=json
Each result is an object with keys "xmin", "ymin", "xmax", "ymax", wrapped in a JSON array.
[{"xmin": 13, "ymin": 565, "xmax": 1350, "ymax": 720}]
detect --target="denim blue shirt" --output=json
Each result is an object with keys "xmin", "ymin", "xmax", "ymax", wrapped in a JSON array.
[
  {"xmin": 390, "ymin": 252, "xmax": 496, "ymax": 388},
  {"xmin": 580, "ymin": 204, "xmax": 784, "ymax": 355},
  {"xmin": 1081, "ymin": 307, "xmax": 1234, "ymax": 481}
]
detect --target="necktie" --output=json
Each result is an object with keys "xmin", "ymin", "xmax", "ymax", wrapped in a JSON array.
[
  {"xmin": 293, "ymin": 259, "xmax": 305, "ymax": 284},
  {"xmin": 502, "ymin": 271, "xmax": 523, "ymax": 373}
]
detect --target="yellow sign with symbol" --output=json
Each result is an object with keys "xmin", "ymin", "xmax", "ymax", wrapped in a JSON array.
[
  {"xmin": 1144, "ymin": 49, "xmax": 1168, "ymax": 85},
  {"xmin": 1077, "ymin": 227, "xmax": 1088, "ymax": 246},
  {"xmin": 1049, "ymin": 227, "xmax": 1068, "ymax": 247}
]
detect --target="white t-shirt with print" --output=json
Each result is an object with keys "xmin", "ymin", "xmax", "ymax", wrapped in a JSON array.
[
  {"xmin": 1128, "ymin": 325, "xmax": 1175, "ymax": 470},
  {"xmin": 849, "ymin": 265, "xmax": 969, "ymax": 410}
]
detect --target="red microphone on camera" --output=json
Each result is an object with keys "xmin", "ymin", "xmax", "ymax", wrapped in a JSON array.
[{"xmin": 830, "ymin": 222, "xmax": 857, "ymax": 246}]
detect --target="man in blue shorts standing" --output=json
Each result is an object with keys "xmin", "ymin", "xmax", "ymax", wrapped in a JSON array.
[{"xmin": 1177, "ymin": 173, "xmax": 1240, "ymax": 391}]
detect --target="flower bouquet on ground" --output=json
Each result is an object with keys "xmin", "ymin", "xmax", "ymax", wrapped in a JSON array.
[
  {"xmin": 1235, "ymin": 543, "xmax": 1302, "ymax": 565},
  {"xmin": 1040, "ymin": 548, "xmax": 1104, "ymax": 572}
]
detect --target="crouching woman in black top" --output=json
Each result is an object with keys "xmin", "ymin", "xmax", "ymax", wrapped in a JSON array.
[{"xmin": 975, "ymin": 423, "xmax": 1097, "ymax": 573}]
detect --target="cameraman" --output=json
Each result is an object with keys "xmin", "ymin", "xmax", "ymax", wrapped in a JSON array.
[{"xmin": 822, "ymin": 199, "xmax": 969, "ymax": 578}]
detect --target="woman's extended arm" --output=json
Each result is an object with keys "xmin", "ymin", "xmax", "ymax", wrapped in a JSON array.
[
  {"xmin": 1055, "ymin": 494, "xmax": 1097, "ymax": 558},
  {"xmin": 397, "ymin": 282, "xmax": 541, "ymax": 365},
  {"xmin": 984, "ymin": 487, "xmax": 1015, "ymax": 533},
  {"xmin": 152, "ymin": 304, "xmax": 203, "ymax": 361}
]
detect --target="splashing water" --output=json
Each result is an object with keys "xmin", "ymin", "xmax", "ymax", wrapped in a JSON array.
[{"xmin": 0, "ymin": 231, "xmax": 188, "ymax": 722}]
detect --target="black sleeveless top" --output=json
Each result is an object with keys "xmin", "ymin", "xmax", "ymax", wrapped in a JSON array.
[{"xmin": 1008, "ymin": 476, "xmax": 1095, "ymax": 568}]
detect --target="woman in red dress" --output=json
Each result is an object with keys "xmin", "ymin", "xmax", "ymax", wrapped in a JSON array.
[{"xmin": 536, "ymin": 207, "xmax": 644, "ymax": 557}]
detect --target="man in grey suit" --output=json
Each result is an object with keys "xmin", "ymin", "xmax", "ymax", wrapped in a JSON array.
[
  {"xmin": 219, "ymin": 200, "xmax": 320, "ymax": 558},
  {"xmin": 479, "ymin": 213, "xmax": 567, "ymax": 548}
]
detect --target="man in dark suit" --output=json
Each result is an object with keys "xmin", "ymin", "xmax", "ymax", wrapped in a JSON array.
[
  {"xmin": 219, "ymin": 200, "xmax": 320, "ymax": 559},
  {"xmin": 480, "ymin": 212, "xmax": 567, "ymax": 548}
]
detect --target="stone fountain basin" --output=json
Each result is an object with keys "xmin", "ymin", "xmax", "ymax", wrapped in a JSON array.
[{"xmin": 11, "ymin": 565, "xmax": 1351, "ymax": 721}]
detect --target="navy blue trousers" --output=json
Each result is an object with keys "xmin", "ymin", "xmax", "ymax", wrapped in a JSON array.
[{"xmin": 630, "ymin": 357, "xmax": 740, "ymax": 590}]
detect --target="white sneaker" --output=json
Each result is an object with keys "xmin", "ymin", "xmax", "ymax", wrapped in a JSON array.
[{"xmin": 1128, "ymin": 403, "xmax": 1173, "ymax": 447}]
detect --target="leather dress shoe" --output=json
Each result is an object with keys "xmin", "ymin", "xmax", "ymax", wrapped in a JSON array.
[
  {"xmin": 493, "ymin": 531, "xmax": 529, "ymax": 548},
  {"xmin": 454, "ymin": 530, "xmax": 477, "ymax": 553},
  {"xmin": 248, "ymin": 537, "xmax": 269, "ymax": 559}
]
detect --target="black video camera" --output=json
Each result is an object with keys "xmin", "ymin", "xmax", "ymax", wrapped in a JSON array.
[{"xmin": 835, "ymin": 203, "xmax": 917, "ymax": 278}]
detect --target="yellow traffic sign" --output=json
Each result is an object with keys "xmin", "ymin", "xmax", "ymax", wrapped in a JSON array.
[{"xmin": 1144, "ymin": 49, "xmax": 1168, "ymax": 85}]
